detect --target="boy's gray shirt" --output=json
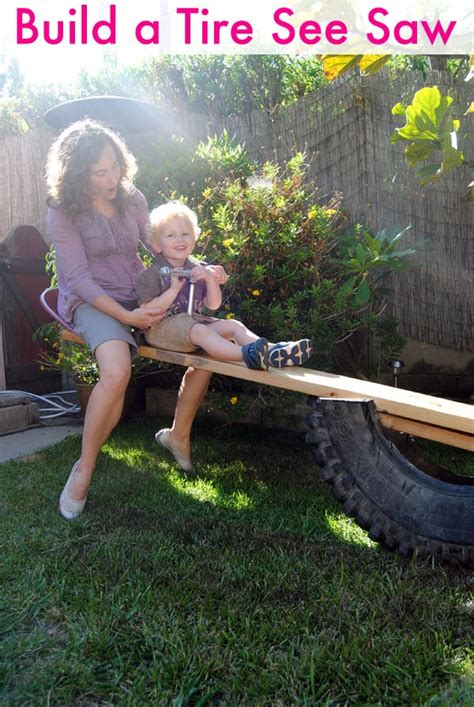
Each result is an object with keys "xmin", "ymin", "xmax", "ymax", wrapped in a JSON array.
[{"xmin": 136, "ymin": 252, "xmax": 207, "ymax": 317}]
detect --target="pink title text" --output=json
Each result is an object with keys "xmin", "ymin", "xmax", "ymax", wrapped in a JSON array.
[{"xmin": 16, "ymin": 6, "xmax": 458, "ymax": 48}]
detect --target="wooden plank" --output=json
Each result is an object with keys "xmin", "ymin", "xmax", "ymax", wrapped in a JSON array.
[
  {"xmin": 62, "ymin": 330, "xmax": 474, "ymax": 446},
  {"xmin": 378, "ymin": 413, "xmax": 474, "ymax": 453},
  {"xmin": 138, "ymin": 345, "xmax": 474, "ymax": 436}
]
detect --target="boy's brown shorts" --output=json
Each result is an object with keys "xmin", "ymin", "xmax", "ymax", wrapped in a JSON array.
[{"xmin": 144, "ymin": 312, "xmax": 218, "ymax": 353}]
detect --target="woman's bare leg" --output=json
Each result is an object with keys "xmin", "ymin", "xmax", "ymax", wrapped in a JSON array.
[
  {"xmin": 166, "ymin": 367, "xmax": 212, "ymax": 459},
  {"xmin": 66, "ymin": 340, "xmax": 132, "ymax": 500}
]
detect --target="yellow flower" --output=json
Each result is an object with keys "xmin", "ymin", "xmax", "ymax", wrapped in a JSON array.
[
  {"xmin": 226, "ymin": 313, "xmax": 235, "ymax": 320},
  {"xmin": 251, "ymin": 289, "xmax": 261, "ymax": 297},
  {"xmin": 325, "ymin": 208, "xmax": 336, "ymax": 216},
  {"xmin": 223, "ymin": 238, "xmax": 235, "ymax": 249},
  {"xmin": 307, "ymin": 209, "xmax": 318, "ymax": 220},
  {"xmin": 230, "ymin": 396, "xmax": 238, "ymax": 405},
  {"xmin": 202, "ymin": 188, "xmax": 212, "ymax": 199}
]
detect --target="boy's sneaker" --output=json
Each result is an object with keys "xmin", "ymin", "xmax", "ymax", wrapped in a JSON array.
[
  {"xmin": 268, "ymin": 339, "xmax": 313, "ymax": 368},
  {"xmin": 242, "ymin": 338, "xmax": 269, "ymax": 370}
]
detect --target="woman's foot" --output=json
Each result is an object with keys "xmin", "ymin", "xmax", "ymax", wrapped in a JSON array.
[
  {"xmin": 155, "ymin": 428, "xmax": 195, "ymax": 472},
  {"xmin": 59, "ymin": 460, "xmax": 88, "ymax": 520},
  {"xmin": 268, "ymin": 339, "xmax": 313, "ymax": 367}
]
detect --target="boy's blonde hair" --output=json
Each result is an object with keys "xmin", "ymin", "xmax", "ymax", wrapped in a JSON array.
[{"xmin": 148, "ymin": 201, "xmax": 201, "ymax": 243}]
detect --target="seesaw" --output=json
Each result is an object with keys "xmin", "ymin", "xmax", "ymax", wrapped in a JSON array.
[{"xmin": 42, "ymin": 288, "xmax": 474, "ymax": 566}]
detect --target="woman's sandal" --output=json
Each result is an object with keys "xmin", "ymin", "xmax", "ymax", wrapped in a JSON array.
[
  {"xmin": 59, "ymin": 460, "xmax": 88, "ymax": 520},
  {"xmin": 155, "ymin": 429, "xmax": 195, "ymax": 473}
]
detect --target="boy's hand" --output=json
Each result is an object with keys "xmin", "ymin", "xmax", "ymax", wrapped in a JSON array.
[
  {"xmin": 190, "ymin": 265, "xmax": 214, "ymax": 282},
  {"xmin": 206, "ymin": 264, "xmax": 228, "ymax": 285},
  {"xmin": 170, "ymin": 274, "xmax": 187, "ymax": 291}
]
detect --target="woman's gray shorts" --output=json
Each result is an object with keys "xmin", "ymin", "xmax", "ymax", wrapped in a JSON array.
[{"xmin": 73, "ymin": 303, "xmax": 138, "ymax": 355}]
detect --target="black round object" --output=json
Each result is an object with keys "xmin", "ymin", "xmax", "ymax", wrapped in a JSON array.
[
  {"xmin": 44, "ymin": 96, "xmax": 160, "ymax": 134},
  {"xmin": 306, "ymin": 397, "xmax": 474, "ymax": 566}
]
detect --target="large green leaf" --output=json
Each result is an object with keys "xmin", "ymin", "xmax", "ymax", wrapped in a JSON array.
[
  {"xmin": 404, "ymin": 141, "xmax": 436, "ymax": 167},
  {"xmin": 412, "ymin": 86, "xmax": 441, "ymax": 124},
  {"xmin": 441, "ymin": 145, "xmax": 464, "ymax": 172},
  {"xmin": 416, "ymin": 163, "xmax": 441, "ymax": 184},
  {"xmin": 321, "ymin": 55, "xmax": 362, "ymax": 81},
  {"xmin": 355, "ymin": 279, "xmax": 371, "ymax": 306},
  {"xmin": 434, "ymin": 94, "xmax": 454, "ymax": 128},
  {"xmin": 359, "ymin": 55, "xmax": 391, "ymax": 75}
]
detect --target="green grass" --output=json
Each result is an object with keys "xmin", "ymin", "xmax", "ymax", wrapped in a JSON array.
[{"xmin": 1, "ymin": 419, "xmax": 473, "ymax": 705}]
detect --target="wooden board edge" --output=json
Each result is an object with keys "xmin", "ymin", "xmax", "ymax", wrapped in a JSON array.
[{"xmin": 379, "ymin": 412, "xmax": 474, "ymax": 452}]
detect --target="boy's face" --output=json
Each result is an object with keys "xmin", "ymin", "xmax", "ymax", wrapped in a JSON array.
[{"xmin": 152, "ymin": 215, "xmax": 196, "ymax": 267}]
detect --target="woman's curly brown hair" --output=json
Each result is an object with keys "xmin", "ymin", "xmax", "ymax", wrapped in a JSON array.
[{"xmin": 45, "ymin": 119, "xmax": 137, "ymax": 219}]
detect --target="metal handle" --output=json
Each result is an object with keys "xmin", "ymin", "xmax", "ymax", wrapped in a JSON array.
[
  {"xmin": 159, "ymin": 266, "xmax": 193, "ymax": 280},
  {"xmin": 159, "ymin": 266, "xmax": 196, "ymax": 315}
]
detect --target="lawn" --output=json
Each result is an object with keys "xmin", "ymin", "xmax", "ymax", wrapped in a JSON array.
[{"xmin": 1, "ymin": 418, "xmax": 473, "ymax": 705}]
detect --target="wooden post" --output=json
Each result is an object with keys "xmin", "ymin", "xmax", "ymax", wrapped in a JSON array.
[{"xmin": 0, "ymin": 275, "xmax": 6, "ymax": 389}]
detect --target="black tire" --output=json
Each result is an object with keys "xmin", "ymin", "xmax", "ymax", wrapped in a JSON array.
[{"xmin": 306, "ymin": 397, "xmax": 474, "ymax": 566}]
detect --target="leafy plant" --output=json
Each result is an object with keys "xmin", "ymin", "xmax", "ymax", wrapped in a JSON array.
[
  {"xmin": 135, "ymin": 131, "xmax": 254, "ymax": 208},
  {"xmin": 142, "ymin": 55, "xmax": 327, "ymax": 117},
  {"xmin": 34, "ymin": 322, "xmax": 99, "ymax": 385},
  {"xmin": 34, "ymin": 322, "xmax": 161, "ymax": 386},
  {"xmin": 391, "ymin": 86, "xmax": 465, "ymax": 185},
  {"xmin": 195, "ymin": 130, "xmax": 254, "ymax": 180},
  {"xmin": 186, "ymin": 142, "xmax": 415, "ymax": 374},
  {"xmin": 321, "ymin": 55, "xmax": 391, "ymax": 81}
]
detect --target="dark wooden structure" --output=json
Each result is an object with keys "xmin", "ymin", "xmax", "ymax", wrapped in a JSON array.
[{"xmin": 0, "ymin": 226, "xmax": 52, "ymax": 390}]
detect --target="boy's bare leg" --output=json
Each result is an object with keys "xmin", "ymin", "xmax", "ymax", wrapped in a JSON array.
[
  {"xmin": 204, "ymin": 320, "xmax": 278, "ymax": 348},
  {"xmin": 206, "ymin": 319, "xmax": 260, "ymax": 346},
  {"xmin": 189, "ymin": 323, "xmax": 249, "ymax": 360},
  {"xmin": 167, "ymin": 367, "xmax": 212, "ymax": 459}
]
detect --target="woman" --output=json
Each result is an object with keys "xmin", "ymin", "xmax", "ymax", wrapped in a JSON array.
[{"xmin": 46, "ymin": 119, "xmax": 217, "ymax": 520}]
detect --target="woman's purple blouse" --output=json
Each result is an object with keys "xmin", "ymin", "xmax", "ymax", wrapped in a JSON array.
[{"xmin": 46, "ymin": 186, "xmax": 149, "ymax": 323}]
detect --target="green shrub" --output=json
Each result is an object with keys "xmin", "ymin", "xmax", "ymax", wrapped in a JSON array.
[
  {"xmin": 189, "ymin": 149, "xmax": 412, "ymax": 373},
  {"xmin": 135, "ymin": 131, "xmax": 255, "ymax": 209},
  {"xmin": 134, "ymin": 136, "xmax": 211, "ymax": 209}
]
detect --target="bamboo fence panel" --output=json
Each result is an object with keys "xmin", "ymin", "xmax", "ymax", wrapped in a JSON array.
[
  {"xmin": 212, "ymin": 70, "xmax": 473, "ymax": 353},
  {"xmin": 0, "ymin": 126, "xmax": 53, "ymax": 241}
]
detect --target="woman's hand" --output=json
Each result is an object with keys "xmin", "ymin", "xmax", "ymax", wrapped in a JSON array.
[{"xmin": 125, "ymin": 306, "xmax": 166, "ymax": 329}]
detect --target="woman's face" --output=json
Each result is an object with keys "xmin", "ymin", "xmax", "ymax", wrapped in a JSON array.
[{"xmin": 88, "ymin": 143, "xmax": 121, "ymax": 201}]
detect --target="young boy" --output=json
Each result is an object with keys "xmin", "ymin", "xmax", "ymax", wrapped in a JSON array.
[{"xmin": 136, "ymin": 201, "xmax": 313, "ymax": 371}]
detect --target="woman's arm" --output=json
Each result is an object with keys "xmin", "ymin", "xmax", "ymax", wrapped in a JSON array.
[{"xmin": 91, "ymin": 294, "xmax": 164, "ymax": 329}]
